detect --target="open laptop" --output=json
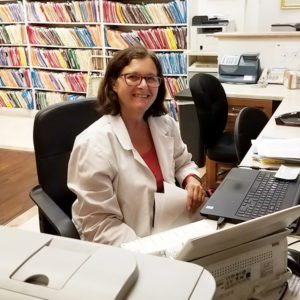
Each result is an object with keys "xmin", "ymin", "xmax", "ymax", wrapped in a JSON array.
[{"xmin": 200, "ymin": 168, "xmax": 300, "ymax": 224}]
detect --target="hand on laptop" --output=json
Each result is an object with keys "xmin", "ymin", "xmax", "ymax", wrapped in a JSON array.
[{"xmin": 185, "ymin": 176, "xmax": 206, "ymax": 213}]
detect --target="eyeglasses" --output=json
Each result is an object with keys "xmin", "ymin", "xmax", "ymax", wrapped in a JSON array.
[{"xmin": 119, "ymin": 73, "xmax": 162, "ymax": 88}]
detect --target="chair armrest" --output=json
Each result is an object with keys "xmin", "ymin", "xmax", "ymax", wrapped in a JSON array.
[{"xmin": 30, "ymin": 185, "xmax": 80, "ymax": 239}]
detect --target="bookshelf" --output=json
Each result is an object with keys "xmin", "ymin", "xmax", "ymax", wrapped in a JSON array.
[
  {"xmin": 0, "ymin": 0, "xmax": 33, "ymax": 109},
  {"xmin": 0, "ymin": 0, "xmax": 188, "ymax": 116},
  {"xmin": 25, "ymin": 0, "xmax": 104, "ymax": 109}
]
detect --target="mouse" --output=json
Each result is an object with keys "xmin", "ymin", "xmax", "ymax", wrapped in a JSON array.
[{"xmin": 287, "ymin": 248, "xmax": 300, "ymax": 277}]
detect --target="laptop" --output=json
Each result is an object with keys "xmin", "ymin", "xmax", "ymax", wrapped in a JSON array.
[{"xmin": 200, "ymin": 167, "xmax": 300, "ymax": 224}]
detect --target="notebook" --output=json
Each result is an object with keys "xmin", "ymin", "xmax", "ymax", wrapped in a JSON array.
[{"xmin": 200, "ymin": 167, "xmax": 300, "ymax": 224}]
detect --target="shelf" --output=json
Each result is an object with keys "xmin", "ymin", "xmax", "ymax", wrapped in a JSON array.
[
  {"xmin": 214, "ymin": 32, "xmax": 300, "ymax": 39},
  {"xmin": 1, "ymin": 0, "xmax": 188, "ymax": 114}
]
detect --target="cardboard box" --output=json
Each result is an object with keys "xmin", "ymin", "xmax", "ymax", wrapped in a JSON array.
[{"xmin": 283, "ymin": 70, "xmax": 300, "ymax": 89}]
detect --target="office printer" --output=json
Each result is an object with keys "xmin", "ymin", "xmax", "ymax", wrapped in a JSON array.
[
  {"xmin": 218, "ymin": 53, "xmax": 261, "ymax": 84},
  {"xmin": 0, "ymin": 226, "xmax": 216, "ymax": 300},
  {"xmin": 190, "ymin": 15, "xmax": 235, "ymax": 52}
]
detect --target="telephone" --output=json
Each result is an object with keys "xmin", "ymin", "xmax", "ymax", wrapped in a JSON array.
[{"xmin": 258, "ymin": 67, "xmax": 286, "ymax": 85}]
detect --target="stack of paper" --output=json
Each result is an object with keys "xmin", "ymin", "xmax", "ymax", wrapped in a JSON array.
[{"xmin": 254, "ymin": 138, "xmax": 300, "ymax": 163}]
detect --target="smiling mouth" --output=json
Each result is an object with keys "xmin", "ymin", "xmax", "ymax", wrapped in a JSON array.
[{"xmin": 133, "ymin": 93, "xmax": 149, "ymax": 98}]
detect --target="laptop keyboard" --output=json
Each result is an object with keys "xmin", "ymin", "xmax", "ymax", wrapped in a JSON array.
[{"xmin": 236, "ymin": 172, "xmax": 289, "ymax": 219}]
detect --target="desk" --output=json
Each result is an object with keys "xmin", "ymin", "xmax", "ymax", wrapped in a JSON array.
[
  {"xmin": 240, "ymin": 92, "xmax": 300, "ymax": 169},
  {"xmin": 175, "ymin": 84, "xmax": 299, "ymax": 186}
]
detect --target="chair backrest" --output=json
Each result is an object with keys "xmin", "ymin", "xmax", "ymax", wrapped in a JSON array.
[
  {"xmin": 189, "ymin": 73, "xmax": 228, "ymax": 148},
  {"xmin": 33, "ymin": 98, "xmax": 101, "ymax": 231},
  {"xmin": 234, "ymin": 106, "xmax": 269, "ymax": 163}
]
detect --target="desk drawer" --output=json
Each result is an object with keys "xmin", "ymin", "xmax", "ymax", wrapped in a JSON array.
[{"xmin": 225, "ymin": 98, "xmax": 273, "ymax": 131}]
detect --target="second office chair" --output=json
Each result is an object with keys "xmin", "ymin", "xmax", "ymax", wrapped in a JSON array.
[
  {"xmin": 234, "ymin": 106, "xmax": 269, "ymax": 163},
  {"xmin": 189, "ymin": 73, "xmax": 238, "ymax": 188}
]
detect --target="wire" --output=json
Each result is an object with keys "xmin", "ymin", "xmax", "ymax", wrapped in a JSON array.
[
  {"xmin": 288, "ymin": 239, "xmax": 300, "ymax": 247},
  {"xmin": 216, "ymin": 217, "xmax": 226, "ymax": 230},
  {"xmin": 277, "ymin": 281, "xmax": 289, "ymax": 300}
]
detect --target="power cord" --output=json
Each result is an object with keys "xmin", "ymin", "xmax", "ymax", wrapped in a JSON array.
[
  {"xmin": 288, "ymin": 239, "xmax": 300, "ymax": 247},
  {"xmin": 216, "ymin": 217, "xmax": 226, "ymax": 230}
]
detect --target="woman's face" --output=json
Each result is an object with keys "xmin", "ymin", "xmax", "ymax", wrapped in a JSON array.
[{"xmin": 113, "ymin": 57, "xmax": 160, "ymax": 118}]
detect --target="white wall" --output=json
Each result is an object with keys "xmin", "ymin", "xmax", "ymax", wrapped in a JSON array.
[
  {"xmin": 190, "ymin": 0, "xmax": 300, "ymax": 32},
  {"xmin": 258, "ymin": 0, "xmax": 300, "ymax": 31}
]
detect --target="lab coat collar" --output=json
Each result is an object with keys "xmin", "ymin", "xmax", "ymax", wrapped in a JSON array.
[
  {"xmin": 109, "ymin": 115, "xmax": 133, "ymax": 150},
  {"xmin": 109, "ymin": 114, "xmax": 174, "ymax": 181}
]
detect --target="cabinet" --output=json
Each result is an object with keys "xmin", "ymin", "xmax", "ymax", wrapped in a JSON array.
[
  {"xmin": 0, "ymin": 0, "xmax": 188, "ymax": 113},
  {"xmin": 186, "ymin": 51, "xmax": 218, "ymax": 82},
  {"xmin": 225, "ymin": 97, "xmax": 274, "ymax": 132}
]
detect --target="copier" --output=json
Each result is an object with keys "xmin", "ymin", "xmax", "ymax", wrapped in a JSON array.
[
  {"xmin": 0, "ymin": 226, "xmax": 216, "ymax": 299},
  {"xmin": 190, "ymin": 15, "xmax": 235, "ymax": 52}
]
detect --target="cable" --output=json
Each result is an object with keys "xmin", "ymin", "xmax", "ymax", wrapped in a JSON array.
[
  {"xmin": 288, "ymin": 239, "xmax": 300, "ymax": 247},
  {"xmin": 216, "ymin": 217, "xmax": 226, "ymax": 230},
  {"xmin": 277, "ymin": 281, "xmax": 288, "ymax": 300}
]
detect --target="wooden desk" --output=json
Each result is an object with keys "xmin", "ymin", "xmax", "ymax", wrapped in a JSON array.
[{"xmin": 175, "ymin": 84, "xmax": 295, "ymax": 188}]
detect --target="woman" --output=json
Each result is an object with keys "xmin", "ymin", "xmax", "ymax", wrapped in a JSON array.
[{"xmin": 68, "ymin": 47, "xmax": 206, "ymax": 246}]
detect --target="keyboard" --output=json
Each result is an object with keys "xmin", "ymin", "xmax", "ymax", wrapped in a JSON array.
[{"xmin": 236, "ymin": 172, "xmax": 289, "ymax": 219}]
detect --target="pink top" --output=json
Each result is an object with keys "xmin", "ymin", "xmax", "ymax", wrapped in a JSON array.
[{"xmin": 141, "ymin": 147, "xmax": 164, "ymax": 192}]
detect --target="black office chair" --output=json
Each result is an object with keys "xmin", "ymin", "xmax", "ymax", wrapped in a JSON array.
[
  {"xmin": 189, "ymin": 73, "xmax": 238, "ymax": 188},
  {"xmin": 234, "ymin": 106, "xmax": 269, "ymax": 163},
  {"xmin": 30, "ymin": 98, "xmax": 100, "ymax": 238}
]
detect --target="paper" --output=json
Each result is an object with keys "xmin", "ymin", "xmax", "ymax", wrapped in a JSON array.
[
  {"xmin": 284, "ymin": 275, "xmax": 300, "ymax": 299},
  {"xmin": 256, "ymin": 138, "xmax": 300, "ymax": 160},
  {"xmin": 153, "ymin": 182, "xmax": 202, "ymax": 234},
  {"xmin": 275, "ymin": 165, "xmax": 300, "ymax": 181},
  {"xmin": 121, "ymin": 219, "xmax": 216, "ymax": 256}
]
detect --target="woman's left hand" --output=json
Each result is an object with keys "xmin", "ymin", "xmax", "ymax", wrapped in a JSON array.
[{"xmin": 185, "ymin": 176, "xmax": 206, "ymax": 213}]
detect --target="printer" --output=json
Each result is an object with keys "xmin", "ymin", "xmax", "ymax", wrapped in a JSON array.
[
  {"xmin": 218, "ymin": 53, "xmax": 261, "ymax": 84},
  {"xmin": 0, "ymin": 226, "xmax": 216, "ymax": 299},
  {"xmin": 190, "ymin": 15, "xmax": 235, "ymax": 52}
]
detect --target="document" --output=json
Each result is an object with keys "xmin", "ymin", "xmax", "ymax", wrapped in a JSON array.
[
  {"xmin": 255, "ymin": 138, "xmax": 300, "ymax": 161},
  {"xmin": 121, "ymin": 182, "xmax": 215, "ymax": 256},
  {"xmin": 153, "ymin": 182, "xmax": 202, "ymax": 234}
]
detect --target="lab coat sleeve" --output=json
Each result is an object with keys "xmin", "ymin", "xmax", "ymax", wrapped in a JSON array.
[
  {"xmin": 169, "ymin": 117, "xmax": 201, "ymax": 186},
  {"xmin": 67, "ymin": 136, "xmax": 138, "ymax": 246}
]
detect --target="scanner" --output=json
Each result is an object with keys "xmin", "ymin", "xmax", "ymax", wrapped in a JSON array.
[
  {"xmin": 192, "ymin": 15, "xmax": 229, "ymax": 26},
  {"xmin": 275, "ymin": 111, "xmax": 300, "ymax": 127}
]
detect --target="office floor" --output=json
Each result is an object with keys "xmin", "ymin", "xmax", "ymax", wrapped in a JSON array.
[{"xmin": 1, "ymin": 112, "xmax": 38, "ymax": 231}]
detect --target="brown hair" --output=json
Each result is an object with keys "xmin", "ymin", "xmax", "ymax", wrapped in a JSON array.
[{"xmin": 97, "ymin": 47, "xmax": 167, "ymax": 119}]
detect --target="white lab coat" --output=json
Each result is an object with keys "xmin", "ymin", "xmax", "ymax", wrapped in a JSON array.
[{"xmin": 68, "ymin": 114, "xmax": 200, "ymax": 246}]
